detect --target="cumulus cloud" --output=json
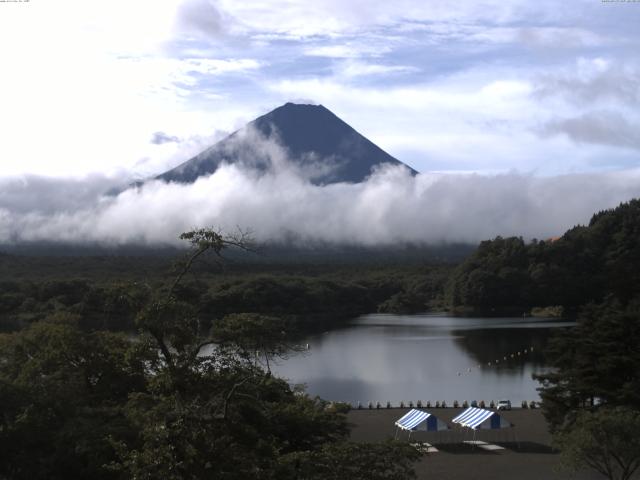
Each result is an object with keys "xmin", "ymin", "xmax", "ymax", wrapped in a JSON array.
[
  {"xmin": 533, "ymin": 60, "xmax": 640, "ymax": 151},
  {"xmin": 335, "ymin": 61, "xmax": 419, "ymax": 78},
  {"xmin": 151, "ymin": 132, "xmax": 181, "ymax": 145},
  {"xmin": 0, "ymin": 175, "xmax": 126, "ymax": 216},
  {"xmin": 1, "ymin": 158, "xmax": 639, "ymax": 247},
  {"xmin": 533, "ymin": 60, "xmax": 640, "ymax": 107},
  {"xmin": 175, "ymin": 0, "xmax": 231, "ymax": 40},
  {"xmin": 540, "ymin": 112, "xmax": 640, "ymax": 151},
  {"xmin": 216, "ymin": 0, "xmax": 595, "ymax": 38},
  {"xmin": 304, "ymin": 44, "xmax": 392, "ymax": 59},
  {"xmin": 132, "ymin": 129, "xmax": 232, "ymax": 179},
  {"xmin": 515, "ymin": 27, "xmax": 604, "ymax": 49}
]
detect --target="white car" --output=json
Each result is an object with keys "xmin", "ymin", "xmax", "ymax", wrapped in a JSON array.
[{"xmin": 496, "ymin": 400, "xmax": 511, "ymax": 411}]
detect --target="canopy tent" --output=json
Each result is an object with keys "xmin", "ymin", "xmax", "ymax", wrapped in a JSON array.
[
  {"xmin": 451, "ymin": 407, "xmax": 511, "ymax": 430},
  {"xmin": 395, "ymin": 409, "xmax": 449, "ymax": 432}
]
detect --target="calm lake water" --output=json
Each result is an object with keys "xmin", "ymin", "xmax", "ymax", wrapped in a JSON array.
[{"xmin": 272, "ymin": 314, "xmax": 575, "ymax": 405}]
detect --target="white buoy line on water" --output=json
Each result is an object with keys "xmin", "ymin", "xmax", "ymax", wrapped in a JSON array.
[{"xmin": 456, "ymin": 346, "xmax": 535, "ymax": 377}]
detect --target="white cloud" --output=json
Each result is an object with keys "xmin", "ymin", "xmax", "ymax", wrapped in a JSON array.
[
  {"xmin": 0, "ymin": 174, "xmax": 125, "ymax": 215},
  {"xmin": 0, "ymin": 0, "xmax": 262, "ymax": 178},
  {"xmin": 174, "ymin": 0, "xmax": 232, "ymax": 40},
  {"xmin": 215, "ymin": 0, "xmax": 594, "ymax": 37},
  {"xmin": 0, "ymin": 126, "xmax": 637, "ymax": 247},
  {"xmin": 534, "ymin": 58, "xmax": 640, "ymax": 107},
  {"xmin": 0, "ymin": 52, "xmax": 261, "ymax": 177},
  {"xmin": 304, "ymin": 44, "xmax": 392, "ymax": 58},
  {"xmin": 335, "ymin": 61, "xmax": 419, "ymax": 78},
  {"xmin": 541, "ymin": 111, "xmax": 640, "ymax": 151},
  {"xmin": 0, "ymin": 0, "xmax": 266, "ymax": 178},
  {"xmin": 532, "ymin": 59, "xmax": 640, "ymax": 152},
  {"xmin": 2, "ymin": 163, "xmax": 640, "ymax": 246},
  {"xmin": 271, "ymin": 77, "xmax": 532, "ymax": 113}
]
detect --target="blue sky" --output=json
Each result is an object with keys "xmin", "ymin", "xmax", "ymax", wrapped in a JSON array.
[{"xmin": 1, "ymin": 0, "xmax": 639, "ymax": 178}]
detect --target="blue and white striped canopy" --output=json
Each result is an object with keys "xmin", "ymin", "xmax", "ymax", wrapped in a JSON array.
[
  {"xmin": 451, "ymin": 407, "xmax": 511, "ymax": 430},
  {"xmin": 395, "ymin": 409, "xmax": 448, "ymax": 432}
]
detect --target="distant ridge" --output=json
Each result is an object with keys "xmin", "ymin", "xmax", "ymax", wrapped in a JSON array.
[{"xmin": 155, "ymin": 103, "xmax": 417, "ymax": 185}]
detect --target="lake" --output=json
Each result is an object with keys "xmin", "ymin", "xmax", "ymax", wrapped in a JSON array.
[{"xmin": 272, "ymin": 314, "xmax": 575, "ymax": 406}]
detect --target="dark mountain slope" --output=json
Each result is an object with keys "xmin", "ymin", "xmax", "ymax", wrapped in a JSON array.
[{"xmin": 156, "ymin": 102, "xmax": 417, "ymax": 185}]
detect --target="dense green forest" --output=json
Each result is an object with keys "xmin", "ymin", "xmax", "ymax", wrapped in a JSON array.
[
  {"xmin": 446, "ymin": 199, "xmax": 640, "ymax": 315},
  {"xmin": 0, "ymin": 250, "xmax": 452, "ymax": 333},
  {"xmin": 524, "ymin": 200, "xmax": 640, "ymax": 479}
]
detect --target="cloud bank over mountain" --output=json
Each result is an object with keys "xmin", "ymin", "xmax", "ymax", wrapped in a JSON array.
[{"xmin": 2, "ymin": 161, "xmax": 639, "ymax": 247}]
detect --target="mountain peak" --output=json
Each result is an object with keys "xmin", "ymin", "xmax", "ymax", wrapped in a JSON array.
[
  {"xmin": 155, "ymin": 103, "xmax": 417, "ymax": 185},
  {"xmin": 281, "ymin": 101, "xmax": 325, "ymax": 109}
]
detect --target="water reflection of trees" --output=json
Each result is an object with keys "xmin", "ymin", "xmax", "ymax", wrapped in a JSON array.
[{"xmin": 454, "ymin": 327, "xmax": 574, "ymax": 371}]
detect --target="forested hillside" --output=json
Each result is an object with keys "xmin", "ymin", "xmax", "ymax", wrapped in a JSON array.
[
  {"xmin": 446, "ymin": 199, "xmax": 640, "ymax": 314},
  {"xmin": 0, "ymin": 256, "xmax": 451, "ymax": 333}
]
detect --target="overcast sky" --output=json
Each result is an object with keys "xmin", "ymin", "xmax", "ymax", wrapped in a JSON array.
[
  {"xmin": 1, "ymin": 1, "xmax": 640, "ymax": 246},
  {"xmin": 1, "ymin": 0, "xmax": 639, "ymax": 178}
]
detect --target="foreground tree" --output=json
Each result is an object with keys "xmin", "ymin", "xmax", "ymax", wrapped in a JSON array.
[
  {"xmin": 1, "ymin": 228, "xmax": 422, "ymax": 479},
  {"xmin": 555, "ymin": 407, "xmax": 640, "ymax": 480},
  {"xmin": 213, "ymin": 313, "xmax": 299, "ymax": 373},
  {"xmin": 0, "ymin": 314, "xmax": 153, "ymax": 480},
  {"xmin": 279, "ymin": 441, "xmax": 420, "ymax": 480},
  {"xmin": 536, "ymin": 296, "xmax": 640, "ymax": 480},
  {"xmin": 115, "ymin": 228, "xmax": 421, "ymax": 479},
  {"xmin": 535, "ymin": 297, "xmax": 640, "ymax": 431}
]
